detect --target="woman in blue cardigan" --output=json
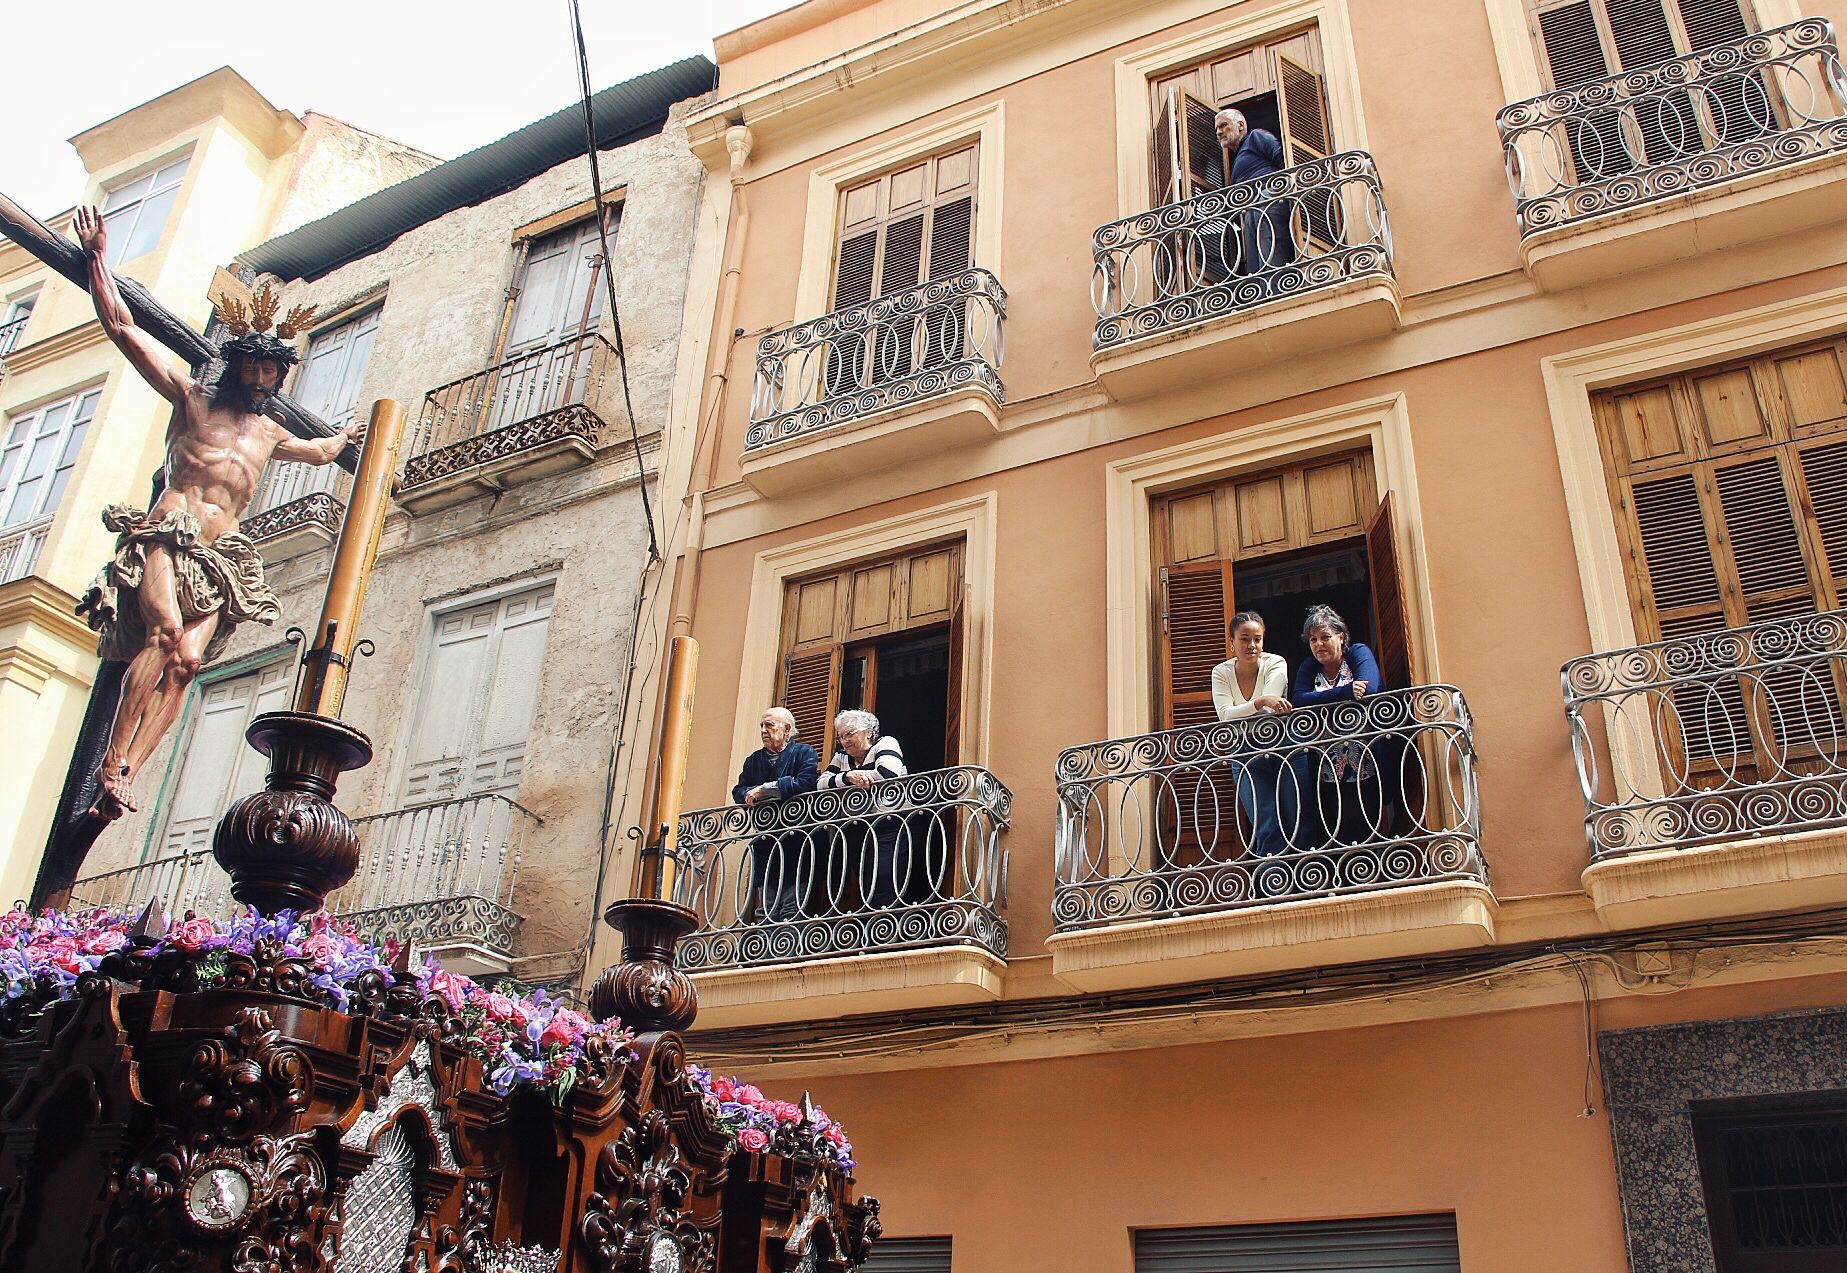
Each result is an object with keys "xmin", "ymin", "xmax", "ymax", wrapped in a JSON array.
[{"xmin": 1289, "ymin": 605, "xmax": 1392, "ymax": 852}]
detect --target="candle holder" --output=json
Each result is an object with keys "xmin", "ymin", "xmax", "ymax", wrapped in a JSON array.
[{"xmin": 588, "ymin": 894, "xmax": 700, "ymax": 1035}]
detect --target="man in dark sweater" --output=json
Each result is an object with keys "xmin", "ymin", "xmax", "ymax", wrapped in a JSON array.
[
  {"xmin": 732, "ymin": 707, "xmax": 820, "ymax": 921},
  {"xmin": 1215, "ymin": 107, "xmax": 1297, "ymax": 277}
]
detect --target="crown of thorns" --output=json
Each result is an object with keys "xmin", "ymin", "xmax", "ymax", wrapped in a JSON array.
[{"xmin": 213, "ymin": 282, "xmax": 315, "ymax": 366}]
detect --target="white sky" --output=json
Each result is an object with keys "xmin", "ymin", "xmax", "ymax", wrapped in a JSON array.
[{"xmin": 4, "ymin": 0, "xmax": 796, "ymax": 216}]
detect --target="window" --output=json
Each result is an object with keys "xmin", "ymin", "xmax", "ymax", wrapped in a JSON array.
[
  {"xmin": 398, "ymin": 583, "xmax": 555, "ymax": 805},
  {"xmin": 778, "ymin": 542, "xmax": 965, "ymax": 767},
  {"xmin": 1592, "ymin": 337, "xmax": 1847, "ymax": 772},
  {"xmin": 862, "ymin": 1237, "xmax": 951, "ymax": 1273},
  {"xmin": 0, "ymin": 386, "xmax": 101, "ymax": 527},
  {"xmin": 250, "ymin": 309, "xmax": 380, "ymax": 515},
  {"xmin": 1529, "ymin": 0, "xmax": 1756, "ymax": 176},
  {"xmin": 1153, "ymin": 450, "xmax": 1410, "ymax": 727},
  {"xmin": 99, "ymin": 156, "xmax": 189, "ymax": 265},
  {"xmin": 1149, "ymin": 28, "xmax": 1331, "ymax": 204},
  {"xmin": 1135, "ymin": 1216, "xmax": 1461, "ymax": 1272},
  {"xmin": 505, "ymin": 214, "xmax": 611, "ymax": 354},
  {"xmin": 156, "ymin": 660, "xmax": 293, "ymax": 856},
  {"xmin": 1, "ymin": 292, "xmax": 36, "ymax": 355},
  {"xmin": 1693, "ymin": 1099, "xmax": 1847, "ymax": 1270}
]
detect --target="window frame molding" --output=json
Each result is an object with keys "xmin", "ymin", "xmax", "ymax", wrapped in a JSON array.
[
  {"xmin": 1479, "ymin": 0, "xmax": 1803, "ymax": 104},
  {"xmin": 94, "ymin": 147, "xmax": 195, "ymax": 267},
  {"xmin": 791, "ymin": 101, "xmax": 1005, "ymax": 326},
  {"xmin": 1110, "ymin": 0, "xmax": 1370, "ymax": 219},
  {"xmin": 726, "ymin": 493, "xmax": 996, "ymax": 781},
  {"xmin": 1104, "ymin": 392, "xmax": 1436, "ymax": 740},
  {"xmin": 1538, "ymin": 283, "xmax": 1847, "ymax": 659}
]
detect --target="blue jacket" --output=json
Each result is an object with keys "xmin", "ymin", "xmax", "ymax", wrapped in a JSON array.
[
  {"xmin": 1291, "ymin": 642, "xmax": 1384, "ymax": 707},
  {"xmin": 1230, "ymin": 129, "xmax": 1287, "ymax": 185},
  {"xmin": 732, "ymin": 742, "xmax": 820, "ymax": 805}
]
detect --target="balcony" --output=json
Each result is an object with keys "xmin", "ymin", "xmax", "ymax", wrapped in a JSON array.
[
  {"xmin": 68, "ymin": 793, "xmax": 535, "ymax": 973},
  {"xmin": 0, "ymin": 315, "xmax": 27, "ymax": 379},
  {"xmin": 1565, "ymin": 611, "xmax": 1847, "ymax": 927},
  {"xmin": 240, "ymin": 462, "xmax": 347, "ymax": 560},
  {"xmin": 1497, "ymin": 18, "xmax": 1847, "ymax": 290},
  {"xmin": 672, "ymin": 767, "xmax": 1011, "ymax": 1025},
  {"xmin": 400, "ymin": 332, "xmax": 616, "ymax": 513},
  {"xmin": 1088, "ymin": 151, "xmax": 1399, "ymax": 400},
  {"xmin": 1048, "ymin": 687, "xmax": 1493, "ymax": 992},
  {"xmin": 740, "ymin": 268, "xmax": 1006, "ymax": 496},
  {"xmin": 0, "ymin": 515, "xmax": 52, "ymax": 584}
]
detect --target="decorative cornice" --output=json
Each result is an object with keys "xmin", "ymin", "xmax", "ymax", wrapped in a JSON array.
[
  {"xmin": 0, "ymin": 320, "xmax": 109, "ymax": 379},
  {"xmin": 0, "ymin": 576, "xmax": 97, "ymax": 652}
]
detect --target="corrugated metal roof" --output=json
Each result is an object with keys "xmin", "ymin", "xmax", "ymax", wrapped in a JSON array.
[{"xmin": 241, "ymin": 55, "xmax": 716, "ymax": 282}]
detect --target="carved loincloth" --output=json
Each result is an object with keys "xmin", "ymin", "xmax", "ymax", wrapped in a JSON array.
[{"xmin": 76, "ymin": 505, "xmax": 281, "ymax": 664}]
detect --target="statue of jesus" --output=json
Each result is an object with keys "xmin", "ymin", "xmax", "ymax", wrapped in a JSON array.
[{"xmin": 71, "ymin": 206, "xmax": 363, "ymax": 819}]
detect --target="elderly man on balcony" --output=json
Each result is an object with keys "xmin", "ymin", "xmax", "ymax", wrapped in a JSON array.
[
  {"xmin": 733, "ymin": 707, "xmax": 820, "ymax": 922},
  {"xmin": 1212, "ymin": 108, "xmax": 1297, "ymax": 282}
]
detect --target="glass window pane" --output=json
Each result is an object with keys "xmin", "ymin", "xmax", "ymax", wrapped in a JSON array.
[
  {"xmin": 5, "ymin": 477, "xmax": 43, "ymax": 524},
  {"xmin": 100, "ymin": 170, "xmax": 154, "ymax": 212},
  {"xmin": 18, "ymin": 432, "xmax": 56, "ymax": 484},
  {"xmin": 119, "ymin": 185, "xmax": 181, "ymax": 262},
  {"xmin": 41, "ymin": 463, "xmax": 74, "ymax": 516},
  {"xmin": 0, "ymin": 442, "xmax": 23, "ymax": 491},
  {"xmin": 154, "ymin": 158, "xmax": 189, "ymax": 189}
]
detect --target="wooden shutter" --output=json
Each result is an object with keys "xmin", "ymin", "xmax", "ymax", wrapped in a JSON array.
[
  {"xmin": 159, "ymin": 662, "xmax": 291, "ymax": 857},
  {"xmin": 862, "ymin": 1237, "xmax": 951, "ymax": 1273},
  {"xmin": 943, "ymin": 592, "xmax": 966, "ymax": 766},
  {"xmin": 1365, "ymin": 493, "xmax": 1415, "ymax": 692},
  {"xmin": 781, "ymin": 646, "xmax": 842, "ymax": 762},
  {"xmin": 1160, "ymin": 560, "xmax": 1237, "ymax": 728},
  {"xmin": 1798, "ymin": 439, "xmax": 1847, "ymax": 605},
  {"xmin": 1152, "ymin": 89, "xmax": 1183, "ymax": 207},
  {"xmin": 1276, "ymin": 52, "xmax": 1332, "ymax": 166}
]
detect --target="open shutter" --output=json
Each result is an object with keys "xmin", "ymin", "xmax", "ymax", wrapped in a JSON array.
[
  {"xmin": 1179, "ymin": 89, "xmax": 1226, "ymax": 197},
  {"xmin": 1536, "ymin": 1, "xmax": 1630, "ymax": 180},
  {"xmin": 1160, "ymin": 560, "xmax": 1237, "ymax": 728},
  {"xmin": 942, "ymin": 592, "xmax": 966, "ymax": 766},
  {"xmin": 1365, "ymin": 493, "xmax": 1416, "ymax": 692},
  {"xmin": 1151, "ymin": 89, "xmax": 1183, "ymax": 207},
  {"xmin": 1276, "ymin": 53, "xmax": 1332, "ymax": 167},
  {"xmin": 782, "ymin": 645, "xmax": 842, "ymax": 763},
  {"xmin": 1798, "ymin": 439, "xmax": 1847, "ymax": 605}
]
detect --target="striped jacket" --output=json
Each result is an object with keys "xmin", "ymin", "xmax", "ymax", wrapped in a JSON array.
[{"xmin": 818, "ymin": 735, "xmax": 908, "ymax": 787}]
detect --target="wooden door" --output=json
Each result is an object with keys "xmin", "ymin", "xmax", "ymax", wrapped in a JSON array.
[{"xmin": 159, "ymin": 661, "xmax": 291, "ymax": 858}]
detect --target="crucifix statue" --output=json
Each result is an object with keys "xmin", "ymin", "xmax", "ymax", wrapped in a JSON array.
[{"xmin": 70, "ymin": 207, "xmax": 363, "ymax": 819}]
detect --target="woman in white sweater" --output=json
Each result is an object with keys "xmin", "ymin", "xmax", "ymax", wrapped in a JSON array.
[
  {"xmin": 1208, "ymin": 611, "xmax": 1293, "ymax": 857},
  {"xmin": 820, "ymin": 709, "xmax": 915, "ymax": 909}
]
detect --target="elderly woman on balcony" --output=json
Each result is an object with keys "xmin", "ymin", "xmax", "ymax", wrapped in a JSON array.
[
  {"xmin": 1210, "ymin": 611, "xmax": 1295, "ymax": 858},
  {"xmin": 820, "ymin": 709, "xmax": 919, "ymax": 911},
  {"xmin": 1289, "ymin": 604, "xmax": 1395, "ymax": 852}
]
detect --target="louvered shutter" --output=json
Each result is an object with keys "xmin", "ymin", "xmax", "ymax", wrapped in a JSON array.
[
  {"xmin": 1365, "ymin": 494, "xmax": 1415, "ymax": 693},
  {"xmin": 942, "ymin": 592, "xmax": 966, "ymax": 766},
  {"xmin": 1152, "ymin": 89, "xmax": 1184, "ymax": 207},
  {"xmin": 781, "ymin": 646, "xmax": 842, "ymax": 763},
  {"xmin": 829, "ymin": 228, "xmax": 878, "ymax": 395},
  {"xmin": 1134, "ymin": 1214, "xmax": 1462, "ymax": 1273},
  {"xmin": 1161, "ymin": 561, "xmax": 1237, "ymax": 728},
  {"xmin": 1536, "ymin": 1, "xmax": 1631, "ymax": 180},
  {"xmin": 1277, "ymin": 52, "xmax": 1335, "ymax": 252},
  {"xmin": 863, "ymin": 1237, "xmax": 951, "ymax": 1273},
  {"xmin": 1179, "ymin": 89, "xmax": 1226, "ymax": 198},
  {"xmin": 1799, "ymin": 439, "xmax": 1847, "ymax": 603}
]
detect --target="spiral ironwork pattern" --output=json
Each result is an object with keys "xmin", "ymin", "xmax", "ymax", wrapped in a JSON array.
[
  {"xmin": 1562, "ymin": 609, "xmax": 1847, "ymax": 858},
  {"xmin": 746, "ymin": 269, "xmax": 1006, "ymax": 451},
  {"xmin": 1089, "ymin": 151, "xmax": 1393, "ymax": 350},
  {"xmin": 672, "ymin": 766, "xmax": 1010, "ymax": 970},
  {"xmin": 1496, "ymin": 19, "xmax": 1847, "ymax": 238},
  {"xmin": 1051, "ymin": 686, "xmax": 1483, "ymax": 931}
]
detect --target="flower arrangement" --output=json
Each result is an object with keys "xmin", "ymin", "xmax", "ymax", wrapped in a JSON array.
[
  {"xmin": 0, "ymin": 906, "xmax": 629, "ymax": 1106},
  {"xmin": 687, "ymin": 1063, "xmax": 856, "ymax": 1175}
]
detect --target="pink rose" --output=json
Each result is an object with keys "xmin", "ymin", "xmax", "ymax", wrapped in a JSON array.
[
  {"xmin": 824, "ymin": 1125, "xmax": 847, "ymax": 1147},
  {"xmin": 482, "ymin": 992, "xmax": 518, "ymax": 1023},
  {"xmin": 540, "ymin": 1008, "xmax": 592, "ymax": 1050},
  {"xmin": 80, "ymin": 931, "xmax": 128, "ymax": 956},
  {"xmin": 735, "ymin": 1084, "xmax": 766, "ymax": 1106},
  {"xmin": 167, "ymin": 916, "xmax": 217, "ymax": 953},
  {"xmin": 736, "ymin": 1127, "xmax": 769, "ymax": 1153},
  {"xmin": 710, "ymin": 1076, "xmax": 737, "ymax": 1101},
  {"xmin": 39, "ymin": 937, "xmax": 83, "ymax": 973},
  {"xmin": 301, "ymin": 931, "xmax": 344, "ymax": 966},
  {"xmin": 766, "ymin": 1100, "xmax": 802, "ymax": 1124},
  {"xmin": 427, "ymin": 969, "xmax": 473, "ymax": 1011}
]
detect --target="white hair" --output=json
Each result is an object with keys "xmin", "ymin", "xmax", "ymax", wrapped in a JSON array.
[
  {"xmin": 764, "ymin": 705, "xmax": 797, "ymax": 735},
  {"xmin": 833, "ymin": 708, "xmax": 880, "ymax": 742},
  {"xmin": 1214, "ymin": 108, "xmax": 1246, "ymax": 129}
]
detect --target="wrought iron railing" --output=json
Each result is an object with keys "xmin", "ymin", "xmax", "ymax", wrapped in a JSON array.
[
  {"xmin": 1090, "ymin": 151, "xmax": 1393, "ymax": 350},
  {"xmin": 0, "ymin": 315, "xmax": 28, "ymax": 358},
  {"xmin": 241, "ymin": 460, "xmax": 348, "ymax": 543},
  {"xmin": 411, "ymin": 331, "xmax": 616, "ymax": 462},
  {"xmin": 672, "ymin": 767, "xmax": 1011, "ymax": 971},
  {"xmin": 1053, "ymin": 686, "xmax": 1483, "ymax": 931},
  {"xmin": 1497, "ymin": 17, "xmax": 1847, "ymax": 238},
  {"xmin": 0, "ymin": 515, "xmax": 52, "ymax": 584},
  {"xmin": 1563, "ymin": 610, "xmax": 1847, "ymax": 859},
  {"xmin": 67, "ymin": 794, "xmax": 535, "ymax": 956},
  {"xmin": 332, "ymin": 794, "xmax": 536, "ymax": 955},
  {"xmin": 67, "ymin": 848, "xmax": 234, "ymax": 917},
  {"xmin": 747, "ymin": 268, "xmax": 1006, "ymax": 452}
]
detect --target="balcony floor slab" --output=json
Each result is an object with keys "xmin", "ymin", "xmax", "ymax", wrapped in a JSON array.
[
  {"xmin": 1583, "ymin": 823, "xmax": 1847, "ymax": 929},
  {"xmin": 1521, "ymin": 147, "xmax": 1847, "ymax": 292},
  {"xmin": 688, "ymin": 943, "xmax": 1006, "ymax": 1028},
  {"xmin": 1091, "ymin": 274, "xmax": 1401, "ymax": 402},
  {"xmin": 740, "ymin": 386, "xmax": 1001, "ymax": 497},
  {"xmin": 1045, "ymin": 879, "xmax": 1499, "ymax": 994}
]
